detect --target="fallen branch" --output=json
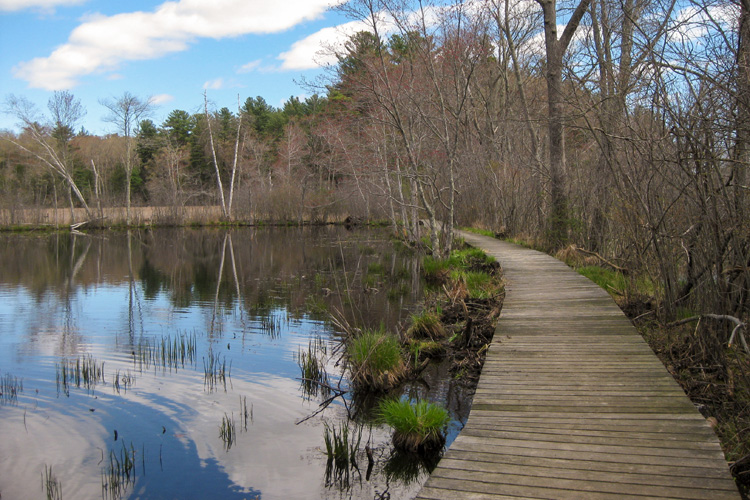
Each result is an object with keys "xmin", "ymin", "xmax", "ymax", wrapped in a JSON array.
[
  {"xmin": 572, "ymin": 245, "xmax": 630, "ymax": 274},
  {"xmin": 668, "ymin": 314, "xmax": 748, "ymax": 354},
  {"xmin": 70, "ymin": 217, "xmax": 107, "ymax": 231}
]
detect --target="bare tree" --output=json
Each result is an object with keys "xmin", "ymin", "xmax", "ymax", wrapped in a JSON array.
[
  {"xmin": 3, "ymin": 92, "xmax": 91, "ymax": 222},
  {"xmin": 100, "ymin": 92, "xmax": 153, "ymax": 225}
]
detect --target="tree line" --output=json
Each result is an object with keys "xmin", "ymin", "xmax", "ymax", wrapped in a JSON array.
[{"xmin": 1, "ymin": 0, "xmax": 748, "ymax": 321}]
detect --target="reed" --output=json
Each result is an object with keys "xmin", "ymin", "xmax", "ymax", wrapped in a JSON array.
[
  {"xmin": 219, "ymin": 413, "xmax": 237, "ymax": 450},
  {"xmin": 295, "ymin": 336, "xmax": 330, "ymax": 399},
  {"xmin": 101, "ymin": 441, "xmax": 137, "ymax": 500},
  {"xmin": 112, "ymin": 369, "xmax": 136, "ymax": 394},
  {"xmin": 41, "ymin": 465, "xmax": 62, "ymax": 500},
  {"xmin": 133, "ymin": 332, "xmax": 197, "ymax": 372},
  {"xmin": 239, "ymin": 395, "xmax": 252, "ymax": 430},
  {"xmin": 203, "ymin": 347, "xmax": 230, "ymax": 392},
  {"xmin": 1, "ymin": 372, "xmax": 23, "ymax": 404},
  {"xmin": 259, "ymin": 314, "xmax": 283, "ymax": 337},
  {"xmin": 56, "ymin": 355, "xmax": 105, "ymax": 396},
  {"xmin": 323, "ymin": 421, "xmax": 362, "ymax": 489}
]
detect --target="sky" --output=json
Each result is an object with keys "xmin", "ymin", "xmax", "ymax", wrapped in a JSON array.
[{"xmin": 0, "ymin": 0, "xmax": 362, "ymax": 135}]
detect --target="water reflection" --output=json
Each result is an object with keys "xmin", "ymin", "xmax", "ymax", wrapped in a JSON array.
[{"xmin": 0, "ymin": 226, "xmax": 440, "ymax": 500}]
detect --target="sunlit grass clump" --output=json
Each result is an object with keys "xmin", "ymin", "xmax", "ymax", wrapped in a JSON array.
[
  {"xmin": 379, "ymin": 398, "xmax": 450, "ymax": 453},
  {"xmin": 347, "ymin": 329, "xmax": 406, "ymax": 392},
  {"xmin": 450, "ymin": 269, "xmax": 498, "ymax": 299},
  {"xmin": 577, "ymin": 265, "xmax": 626, "ymax": 292},
  {"xmin": 407, "ymin": 310, "xmax": 446, "ymax": 340}
]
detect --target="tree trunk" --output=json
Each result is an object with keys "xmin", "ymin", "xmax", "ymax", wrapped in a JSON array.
[{"xmin": 536, "ymin": 0, "xmax": 593, "ymax": 248}]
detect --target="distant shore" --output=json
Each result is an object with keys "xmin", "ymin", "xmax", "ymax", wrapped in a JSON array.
[{"xmin": 0, "ymin": 205, "xmax": 356, "ymax": 230}]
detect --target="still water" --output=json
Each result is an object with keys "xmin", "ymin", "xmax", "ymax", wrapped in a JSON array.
[{"xmin": 0, "ymin": 227, "xmax": 471, "ymax": 500}]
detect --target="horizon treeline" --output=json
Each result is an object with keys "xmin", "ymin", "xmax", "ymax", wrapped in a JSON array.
[{"xmin": 1, "ymin": 0, "xmax": 748, "ymax": 321}]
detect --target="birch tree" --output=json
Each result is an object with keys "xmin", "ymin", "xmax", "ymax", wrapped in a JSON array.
[
  {"xmin": 101, "ymin": 92, "xmax": 153, "ymax": 225},
  {"xmin": 3, "ymin": 91, "xmax": 91, "ymax": 222}
]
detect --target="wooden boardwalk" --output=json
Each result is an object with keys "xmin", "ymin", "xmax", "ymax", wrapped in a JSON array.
[{"xmin": 416, "ymin": 232, "xmax": 740, "ymax": 500}]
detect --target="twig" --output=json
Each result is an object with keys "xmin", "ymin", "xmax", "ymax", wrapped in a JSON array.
[
  {"xmin": 296, "ymin": 377, "xmax": 348, "ymax": 395},
  {"xmin": 295, "ymin": 390, "xmax": 346, "ymax": 425}
]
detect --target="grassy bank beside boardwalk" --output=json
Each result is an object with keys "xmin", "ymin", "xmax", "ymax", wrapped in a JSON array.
[{"xmin": 0, "ymin": 205, "xmax": 353, "ymax": 230}]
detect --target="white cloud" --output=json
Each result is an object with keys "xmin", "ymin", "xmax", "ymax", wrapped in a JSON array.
[
  {"xmin": 237, "ymin": 60, "xmax": 262, "ymax": 74},
  {"xmin": 151, "ymin": 93, "xmax": 174, "ymax": 105},
  {"xmin": 278, "ymin": 16, "xmax": 393, "ymax": 70},
  {"xmin": 279, "ymin": 23, "xmax": 361, "ymax": 70},
  {"xmin": 0, "ymin": 0, "xmax": 85, "ymax": 12},
  {"xmin": 13, "ymin": 0, "xmax": 346, "ymax": 89},
  {"xmin": 203, "ymin": 78, "xmax": 225, "ymax": 90}
]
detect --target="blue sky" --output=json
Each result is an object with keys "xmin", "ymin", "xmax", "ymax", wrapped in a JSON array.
[{"xmin": 0, "ymin": 0, "xmax": 363, "ymax": 134}]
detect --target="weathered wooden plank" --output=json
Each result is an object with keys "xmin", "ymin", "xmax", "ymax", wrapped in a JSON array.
[
  {"xmin": 415, "ymin": 232, "xmax": 739, "ymax": 499},
  {"xmin": 428, "ymin": 468, "xmax": 736, "ymax": 500},
  {"xmin": 418, "ymin": 475, "xmax": 735, "ymax": 500},
  {"xmin": 458, "ymin": 427, "xmax": 722, "ymax": 450},
  {"xmin": 465, "ymin": 422, "xmax": 720, "ymax": 443},
  {"xmin": 440, "ymin": 449, "xmax": 734, "ymax": 479},
  {"xmin": 432, "ymin": 457, "xmax": 737, "ymax": 491}
]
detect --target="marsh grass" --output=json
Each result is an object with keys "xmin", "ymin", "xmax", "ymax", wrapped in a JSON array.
[
  {"xmin": 423, "ymin": 248, "xmax": 499, "ymax": 296},
  {"xmin": 323, "ymin": 421, "xmax": 362, "ymax": 489},
  {"xmin": 132, "ymin": 333, "xmax": 197, "ymax": 372},
  {"xmin": 259, "ymin": 314, "xmax": 283, "ymax": 337},
  {"xmin": 239, "ymin": 395, "xmax": 252, "ymax": 430},
  {"xmin": 450, "ymin": 270, "xmax": 497, "ymax": 299},
  {"xmin": 102, "ymin": 442, "xmax": 137, "ymax": 500},
  {"xmin": 577, "ymin": 266, "xmax": 627, "ymax": 294},
  {"xmin": 379, "ymin": 399, "xmax": 450, "ymax": 453},
  {"xmin": 407, "ymin": 340, "xmax": 445, "ymax": 365},
  {"xmin": 56, "ymin": 355, "xmax": 105, "ymax": 396},
  {"xmin": 112, "ymin": 370, "xmax": 136, "ymax": 394},
  {"xmin": 347, "ymin": 329, "xmax": 406, "ymax": 392},
  {"xmin": 220, "ymin": 413, "xmax": 237, "ymax": 451},
  {"xmin": 406, "ymin": 311, "xmax": 446, "ymax": 341},
  {"xmin": 1, "ymin": 372, "xmax": 23, "ymax": 404},
  {"xmin": 203, "ymin": 347, "xmax": 230, "ymax": 392},
  {"xmin": 295, "ymin": 336, "xmax": 330, "ymax": 400},
  {"xmin": 460, "ymin": 227, "xmax": 495, "ymax": 238},
  {"xmin": 41, "ymin": 465, "xmax": 62, "ymax": 500},
  {"xmin": 422, "ymin": 257, "xmax": 451, "ymax": 284}
]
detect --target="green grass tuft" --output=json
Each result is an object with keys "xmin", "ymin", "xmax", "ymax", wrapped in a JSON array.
[
  {"xmin": 379, "ymin": 398, "xmax": 450, "ymax": 453},
  {"xmin": 347, "ymin": 329, "xmax": 406, "ymax": 392},
  {"xmin": 407, "ymin": 311, "xmax": 446, "ymax": 340},
  {"xmin": 577, "ymin": 266, "xmax": 627, "ymax": 294}
]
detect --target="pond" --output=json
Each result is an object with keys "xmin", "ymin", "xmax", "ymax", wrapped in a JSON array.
[{"xmin": 0, "ymin": 226, "xmax": 474, "ymax": 500}]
